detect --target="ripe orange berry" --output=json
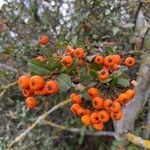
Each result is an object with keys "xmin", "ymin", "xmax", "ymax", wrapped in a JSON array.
[
  {"xmin": 81, "ymin": 115, "xmax": 91, "ymax": 126},
  {"xmin": 25, "ymin": 97, "xmax": 37, "ymax": 109},
  {"xmin": 39, "ymin": 35, "xmax": 48, "ymax": 45},
  {"xmin": 36, "ymin": 56, "xmax": 45, "ymax": 62},
  {"xmin": 111, "ymin": 101, "xmax": 121, "ymax": 113},
  {"xmin": 104, "ymin": 55, "xmax": 115, "ymax": 67},
  {"xmin": 118, "ymin": 93, "xmax": 129, "ymax": 104},
  {"xmin": 112, "ymin": 64, "xmax": 119, "ymax": 71},
  {"xmin": 93, "ymin": 97, "xmax": 104, "ymax": 110},
  {"xmin": 66, "ymin": 47, "xmax": 74, "ymax": 56},
  {"xmin": 125, "ymin": 89, "xmax": 135, "ymax": 100},
  {"xmin": 87, "ymin": 87, "xmax": 99, "ymax": 99},
  {"xmin": 71, "ymin": 95, "xmax": 82, "ymax": 104},
  {"xmin": 98, "ymin": 69, "xmax": 109, "ymax": 80},
  {"xmin": 113, "ymin": 55, "xmax": 121, "ymax": 65},
  {"xmin": 104, "ymin": 99, "xmax": 113, "ymax": 111},
  {"xmin": 92, "ymin": 122, "xmax": 104, "ymax": 131},
  {"xmin": 29, "ymin": 75, "xmax": 45, "ymax": 90},
  {"xmin": 34, "ymin": 86, "xmax": 47, "ymax": 96},
  {"xmin": 74, "ymin": 48, "xmax": 84, "ymax": 59},
  {"xmin": 110, "ymin": 110, "xmax": 122, "ymax": 121},
  {"xmin": 70, "ymin": 103, "xmax": 80, "ymax": 115},
  {"xmin": 70, "ymin": 93, "xmax": 77, "ymax": 100},
  {"xmin": 77, "ymin": 107, "xmax": 85, "ymax": 116},
  {"xmin": 45, "ymin": 80, "xmax": 59, "ymax": 95},
  {"xmin": 94, "ymin": 55, "xmax": 104, "ymax": 65},
  {"xmin": 61, "ymin": 56, "xmax": 73, "ymax": 67},
  {"xmin": 90, "ymin": 112, "xmax": 100, "ymax": 124},
  {"xmin": 98, "ymin": 110, "xmax": 110, "ymax": 123},
  {"xmin": 84, "ymin": 109, "xmax": 92, "ymax": 115},
  {"xmin": 125, "ymin": 56, "xmax": 135, "ymax": 67},
  {"xmin": 18, "ymin": 75, "xmax": 30, "ymax": 89},
  {"xmin": 22, "ymin": 89, "xmax": 34, "ymax": 97}
]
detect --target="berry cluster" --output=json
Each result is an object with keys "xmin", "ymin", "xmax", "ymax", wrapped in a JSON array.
[
  {"xmin": 95, "ymin": 54, "xmax": 135, "ymax": 81},
  {"xmin": 17, "ymin": 35, "xmax": 136, "ymax": 131},
  {"xmin": 70, "ymin": 86, "xmax": 135, "ymax": 131},
  {"xmin": 18, "ymin": 75, "xmax": 59, "ymax": 109}
]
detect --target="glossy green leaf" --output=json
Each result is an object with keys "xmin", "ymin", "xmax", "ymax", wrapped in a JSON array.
[{"xmin": 28, "ymin": 59, "xmax": 50, "ymax": 75}]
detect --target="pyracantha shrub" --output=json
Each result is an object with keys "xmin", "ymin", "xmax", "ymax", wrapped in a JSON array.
[{"xmin": 18, "ymin": 35, "xmax": 136, "ymax": 131}]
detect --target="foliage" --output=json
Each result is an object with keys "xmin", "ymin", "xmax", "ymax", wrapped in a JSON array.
[{"xmin": 0, "ymin": 0, "xmax": 150, "ymax": 149}]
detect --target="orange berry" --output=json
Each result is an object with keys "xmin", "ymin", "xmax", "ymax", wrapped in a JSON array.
[
  {"xmin": 81, "ymin": 115, "xmax": 91, "ymax": 126},
  {"xmin": 36, "ymin": 56, "xmax": 45, "ymax": 62},
  {"xmin": 66, "ymin": 47, "xmax": 74, "ymax": 56},
  {"xmin": 125, "ymin": 57, "xmax": 135, "ymax": 67},
  {"xmin": 112, "ymin": 64, "xmax": 119, "ymax": 71},
  {"xmin": 94, "ymin": 55, "xmax": 104, "ymax": 65},
  {"xmin": 18, "ymin": 75, "xmax": 30, "ymax": 89},
  {"xmin": 98, "ymin": 69, "xmax": 109, "ymax": 80},
  {"xmin": 104, "ymin": 55, "xmax": 115, "ymax": 67},
  {"xmin": 98, "ymin": 110, "xmax": 110, "ymax": 123},
  {"xmin": 74, "ymin": 48, "xmax": 84, "ymax": 59},
  {"xmin": 110, "ymin": 110, "xmax": 122, "ymax": 121},
  {"xmin": 39, "ymin": 35, "xmax": 48, "ymax": 45},
  {"xmin": 45, "ymin": 80, "xmax": 59, "ymax": 95},
  {"xmin": 84, "ymin": 109, "xmax": 92, "ymax": 115},
  {"xmin": 90, "ymin": 112, "xmax": 100, "ymax": 124},
  {"xmin": 125, "ymin": 89, "xmax": 135, "ymax": 100},
  {"xmin": 25, "ymin": 97, "xmax": 37, "ymax": 109},
  {"xmin": 70, "ymin": 103, "xmax": 80, "ymax": 115},
  {"xmin": 70, "ymin": 93, "xmax": 77, "ymax": 100},
  {"xmin": 113, "ymin": 55, "xmax": 121, "ymax": 65},
  {"xmin": 22, "ymin": 89, "xmax": 34, "ymax": 97},
  {"xmin": 111, "ymin": 101, "xmax": 121, "ymax": 113},
  {"xmin": 92, "ymin": 122, "xmax": 104, "ymax": 131},
  {"xmin": 61, "ymin": 55, "xmax": 73, "ymax": 67},
  {"xmin": 71, "ymin": 95, "xmax": 82, "ymax": 104},
  {"xmin": 87, "ymin": 87, "xmax": 99, "ymax": 99},
  {"xmin": 93, "ymin": 97, "xmax": 104, "ymax": 110},
  {"xmin": 77, "ymin": 107, "xmax": 85, "ymax": 116},
  {"xmin": 104, "ymin": 99, "xmax": 113, "ymax": 111},
  {"xmin": 34, "ymin": 86, "xmax": 47, "ymax": 96},
  {"xmin": 118, "ymin": 93, "xmax": 129, "ymax": 104},
  {"xmin": 29, "ymin": 75, "xmax": 45, "ymax": 90}
]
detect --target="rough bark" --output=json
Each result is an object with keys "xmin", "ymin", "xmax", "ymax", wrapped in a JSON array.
[{"xmin": 114, "ymin": 56, "xmax": 150, "ymax": 140}]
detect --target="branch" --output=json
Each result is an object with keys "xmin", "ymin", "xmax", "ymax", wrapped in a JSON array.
[
  {"xmin": 8, "ymin": 99, "xmax": 71, "ymax": 149},
  {"xmin": 140, "ymin": 28, "xmax": 149, "ymax": 50},
  {"xmin": 44, "ymin": 120, "xmax": 117, "ymax": 138},
  {"xmin": 126, "ymin": 133, "xmax": 150, "ymax": 149},
  {"xmin": 0, "ymin": 81, "xmax": 17, "ymax": 98}
]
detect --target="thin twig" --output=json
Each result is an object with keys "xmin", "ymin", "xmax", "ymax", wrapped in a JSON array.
[
  {"xmin": 8, "ymin": 99, "xmax": 71, "ymax": 149},
  {"xmin": 1, "ymin": 81, "xmax": 18, "ymax": 90},
  {"xmin": 140, "ymin": 28, "xmax": 149, "ymax": 50},
  {"xmin": 44, "ymin": 120, "xmax": 118, "ymax": 138}
]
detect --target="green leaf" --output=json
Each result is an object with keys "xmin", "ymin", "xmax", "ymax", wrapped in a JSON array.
[
  {"xmin": 43, "ymin": 48, "xmax": 52, "ymax": 57},
  {"xmin": 56, "ymin": 74, "xmax": 72, "ymax": 92},
  {"xmin": 90, "ymin": 69, "xmax": 98, "ymax": 79},
  {"xmin": 28, "ymin": 59, "xmax": 50, "ymax": 75},
  {"xmin": 48, "ymin": 57, "xmax": 62, "ymax": 71},
  {"xmin": 117, "ymin": 78, "xmax": 130, "ymax": 87}
]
